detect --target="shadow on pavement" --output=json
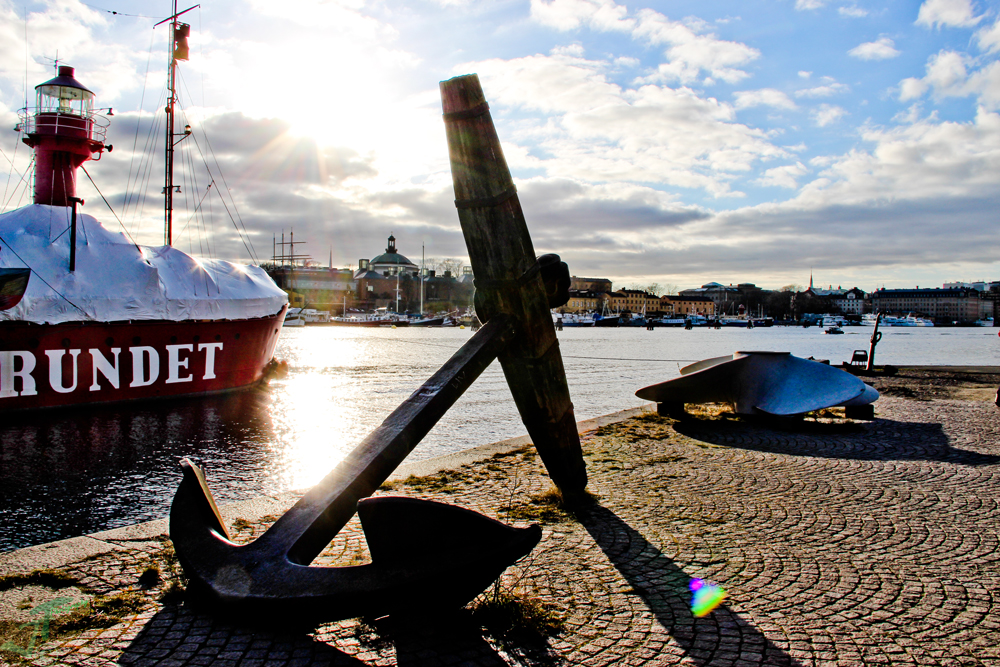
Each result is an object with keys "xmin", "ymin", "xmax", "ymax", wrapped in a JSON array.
[
  {"xmin": 576, "ymin": 500, "xmax": 805, "ymax": 667},
  {"xmin": 673, "ymin": 415, "xmax": 1000, "ymax": 465},
  {"xmin": 120, "ymin": 596, "xmax": 537, "ymax": 665}
]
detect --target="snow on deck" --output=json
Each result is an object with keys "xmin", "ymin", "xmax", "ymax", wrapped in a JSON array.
[{"xmin": 0, "ymin": 205, "xmax": 287, "ymax": 324}]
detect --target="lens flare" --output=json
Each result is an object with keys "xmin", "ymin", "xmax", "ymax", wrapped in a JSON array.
[{"xmin": 689, "ymin": 578, "xmax": 726, "ymax": 617}]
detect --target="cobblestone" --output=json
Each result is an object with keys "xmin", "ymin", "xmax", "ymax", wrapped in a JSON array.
[{"xmin": 3, "ymin": 391, "xmax": 1000, "ymax": 665}]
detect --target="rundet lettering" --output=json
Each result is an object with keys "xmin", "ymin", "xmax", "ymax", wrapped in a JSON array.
[{"xmin": 0, "ymin": 342, "xmax": 223, "ymax": 398}]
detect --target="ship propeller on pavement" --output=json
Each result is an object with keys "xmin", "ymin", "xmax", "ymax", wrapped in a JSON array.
[{"xmin": 168, "ymin": 74, "xmax": 586, "ymax": 621}]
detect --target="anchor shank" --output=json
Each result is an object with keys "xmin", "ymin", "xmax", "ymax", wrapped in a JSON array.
[
  {"xmin": 267, "ymin": 314, "xmax": 517, "ymax": 564},
  {"xmin": 440, "ymin": 74, "xmax": 587, "ymax": 495}
]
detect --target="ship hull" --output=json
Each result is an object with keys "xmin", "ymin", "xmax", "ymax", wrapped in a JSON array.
[{"xmin": 0, "ymin": 308, "xmax": 286, "ymax": 411}]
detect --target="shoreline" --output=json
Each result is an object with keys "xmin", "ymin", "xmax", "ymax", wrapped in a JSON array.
[
  {"xmin": 1, "ymin": 366, "xmax": 998, "ymax": 665},
  {"xmin": 0, "ymin": 406, "xmax": 653, "ymax": 574},
  {"xmin": 2, "ymin": 364, "xmax": 998, "ymax": 568}
]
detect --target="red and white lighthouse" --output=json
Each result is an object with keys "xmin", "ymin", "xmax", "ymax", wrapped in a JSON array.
[{"xmin": 20, "ymin": 66, "xmax": 108, "ymax": 207}]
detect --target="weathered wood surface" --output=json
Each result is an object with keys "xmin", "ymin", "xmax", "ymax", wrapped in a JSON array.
[{"xmin": 440, "ymin": 73, "xmax": 587, "ymax": 496}]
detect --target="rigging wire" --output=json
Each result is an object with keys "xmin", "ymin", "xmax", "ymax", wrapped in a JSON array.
[
  {"xmin": 0, "ymin": 231, "xmax": 89, "ymax": 317},
  {"xmin": 122, "ymin": 29, "xmax": 158, "ymax": 225},
  {"xmin": 187, "ymin": 128, "xmax": 259, "ymax": 264},
  {"xmin": 80, "ymin": 165, "xmax": 146, "ymax": 258},
  {"xmin": 174, "ymin": 69, "xmax": 260, "ymax": 265},
  {"xmin": 1, "ymin": 145, "xmax": 26, "ymax": 212},
  {"xmin": 3, "ymin": 155, "xmax": 35, "ymax": 212},
  {"xmin": 80, "ymin": 3, "xmax": 165, "ymax": 19}
]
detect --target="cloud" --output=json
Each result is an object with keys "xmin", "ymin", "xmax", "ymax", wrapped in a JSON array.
[
  {"xmin": 795, "ymin": 0, "xmax": 827, "ymax": 10},
  {"xmin": 976, "ymin": 18, "xmax": 1000, "ymax": 53},
  {"xmin": 530, "ymin": 0, "xmax": 634, "ymax": 32},
  {"xmin": 812, "ymin": 104, "xmax": 848, "ymax": 126},
  {"xmin": 915, "ymin": 0, "xmax": 984, "ymax": 29},
  {"xmin": 795, "ymin": 82, "xmax": 850, "ymax": 97},
  {"xmin": 530, "ymin": 0, "xmax": 760, "ymax": 84},
  {"xmin": 734, "ymin": 88, "xmax": 798, "ymax": 110},
  {"xmin": 848, "ymin": 37, "xmax": 902, "ymax": 60},
  {"xmin": 467, "ymin": 52, "xmax": 788, "ymax": 197},
  {"xmin": 633, "ymin": 9, "xmax": 760, "ymax": 84},
  {"xmin": 839, "ymin": 6, "xmax": 869, "ymax": 18},
  {"xmin": 896, "ymin": 49, "xmax": 1000, "ymax": 107},
  {"xmin": 754, "ymin": 162, "xmax": 809, "ymax": 188}
]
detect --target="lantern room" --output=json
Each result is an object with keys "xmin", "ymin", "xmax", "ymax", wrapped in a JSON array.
[
  {"xmin": 20, "ymin": 65, "xmax": 108, "ymax": 207},
  {"xmin": 36, "ymin": 66, "xmax": 95, "ymax": 116}
]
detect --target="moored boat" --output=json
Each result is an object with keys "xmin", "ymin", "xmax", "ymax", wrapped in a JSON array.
[{"xmin": 2, "ymin": 38, "xmax": 286, "ymax": 411}]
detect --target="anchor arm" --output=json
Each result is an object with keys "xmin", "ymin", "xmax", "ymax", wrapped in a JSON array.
[{"xmin": 170, "ymin": 314, "xmax": 520, "ymax": 608}]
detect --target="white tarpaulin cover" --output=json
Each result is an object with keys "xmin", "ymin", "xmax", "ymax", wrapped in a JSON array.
[{"xmin": 0, "ymin": 205, "xmax": 287, "ymax": 324}]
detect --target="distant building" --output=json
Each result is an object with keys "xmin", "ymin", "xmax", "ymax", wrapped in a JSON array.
[
  {"xmin": 679, "ymin": 282, "xmax": 763, "ymax": 316},
  {"xmin": 870, "ymin": 287, "xmax": 988, "ymax": 323},
  {"xmin": 570, "ymin": 276, "xmax": 613, "ymax": 294},
  {"xmin": 357, "ymin": 234, "xmax": 419, "ymax": 278},
  {"xmin": 564, "ymin": 289, "xmax": 602, "ymax": 314},
  {"xmin": 943, "ymin": 281, "xmax": 988, "ymax": 291},
  {"xmin": 805, "ymin": 285, "xmax": 867, "ymax": 314},
  {"xmin": 608, "ymin": 289, "xmax": 658, "ymax": 314},
  {"xmin": 661, "ymin": 295, "xmax": 715, "ymax": 317}
]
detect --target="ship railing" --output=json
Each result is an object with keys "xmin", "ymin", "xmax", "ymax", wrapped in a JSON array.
[{"xmin": 17, "ymin": 108, "xmax": 111, "ymax": 143}]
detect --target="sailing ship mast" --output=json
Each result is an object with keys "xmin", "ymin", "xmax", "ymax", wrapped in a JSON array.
[{"xmin": 155, "ymin": 2, "xmax": 197, "ymax": 246}]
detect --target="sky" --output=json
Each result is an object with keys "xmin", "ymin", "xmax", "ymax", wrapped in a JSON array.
[{"xmin": 1, "ymin": 0, "xmax": 998, "ymax": 293}]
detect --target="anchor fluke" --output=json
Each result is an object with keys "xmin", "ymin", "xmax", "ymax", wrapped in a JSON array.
[{"xmin": 171, "ymin": 459, "xmax": 540, "ymax": 620}]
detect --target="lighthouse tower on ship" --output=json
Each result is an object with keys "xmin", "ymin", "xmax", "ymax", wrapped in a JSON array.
[{"xmin": 20, "ymin": 65, "xmax": 109, "ymax": 207}]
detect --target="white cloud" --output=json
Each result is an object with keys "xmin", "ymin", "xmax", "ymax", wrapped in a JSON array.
[
  {"xmin": 976, "ymin": 19, "xmax": 1000, "ymax": 53},
  {"xmin": 848, "ymin": 37, "xmax": 902, "ymax": 60},
  {"xmin": 798, "ymin": 71, "xmax": 812, "ymax": 79},
  {"xmin": 798, "ymin": 107, "xmax": 1000, "ymax": 204},
  {"xmin": 531, "ymin": 0, "xmax": 760, "ymax": 85},
  {"xmin": 754, "ymin": 162, "xmax": 809, "ymax": 188},
  {"xmin": 915, "ymin": 0, "xmax": 984, "ymax": 29},
  {"xmin": 796, "ymin": 82, "xmax": 850, "ymax": 97},
  {"xmin": 734, "ymin": 88, "xmax": 798, "ymax": 110},
  {"xmin": 464, "ymin": 52, "xmax": 788, "ymax": 197},
  {"xmin": 839, "ymin": 6, "xmax": 869, "ymax": 18},
  {"xmin": 812, "ymin": 104, "xmax": 847, "ymax": 126},
  {"xmin": 795, "ymin": 0, "xmax": 827, "ymax": 10},
  {"xmin": 530, "ymin": 0, "xmax": 634, "ymax": 32}
]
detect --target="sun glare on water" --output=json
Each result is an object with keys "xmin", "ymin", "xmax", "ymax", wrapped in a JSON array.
[{"xmin": 268, "ymin": 329, "xmax": 374, "ymax": 490}]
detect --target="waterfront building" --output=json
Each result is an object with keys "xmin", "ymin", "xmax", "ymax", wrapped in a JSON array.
[
  {"xmin": 608, "ymin": 289, "xmax": 658, "ymax": 314},
  {"xmin": 869, "ymin": 287, "xmax": 988, "ymax": 323},
  {"xmin": 805, "ymin": 285, "xmax": 867, "ymax": 314},
  {"xmin": 270, "ymin": 267, "xmax": 356, "ymax": 313},
  {"xmin": 660, "ymin": 295, "xmax": 716, "ymax": 318},
  {"xmin": 358, "ymin": 234, "xmax": 419, "ymax": 278},
  {"xmin": 564, "ymin": 289, "xmax": 602, "ymax": 314},
  {"xmin": 679, "ymin": 282, "xmax": 764, "ymax": 316}
]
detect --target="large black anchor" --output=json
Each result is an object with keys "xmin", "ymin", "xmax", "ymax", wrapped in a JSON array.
[{"xmin": 169, "ymin": 74, "xmax": 587, "ymax": 620}]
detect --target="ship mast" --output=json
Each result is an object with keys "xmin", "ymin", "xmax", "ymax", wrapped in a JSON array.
[{"xmin": 155, "ymin": 2, "xmax": 197, "ymax": 246}]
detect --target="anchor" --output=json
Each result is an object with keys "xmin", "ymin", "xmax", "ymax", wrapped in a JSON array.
[{"xmin": 169, "ymin": 74, "xmax": 587, "ymax": 620}]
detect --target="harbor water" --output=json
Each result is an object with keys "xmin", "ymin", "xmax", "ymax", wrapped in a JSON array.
[{"xmin": 2, "ymin": 324, "xmax": 998, "ymax": 552}]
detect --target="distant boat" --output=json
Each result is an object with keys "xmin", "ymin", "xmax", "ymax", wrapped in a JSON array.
[
  {"xmin": 283, "ymin": 309, "xmax": 306, "ymax": 327},
  {"xmin": 863, "ymin": 313, "xmax": 933, "ymax": 327},
  {"xmin": 561, "ymin": 312, "xmax": 596, "ymax": 327}
]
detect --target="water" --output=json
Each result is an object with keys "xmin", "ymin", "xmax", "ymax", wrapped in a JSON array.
[{"xmin": 1, "ymin": 324, "xmax": 997, "ymax": 552}]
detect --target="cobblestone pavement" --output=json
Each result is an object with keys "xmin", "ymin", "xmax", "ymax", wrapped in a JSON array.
[{"xmin": 3, "ymin": 393, "xmax": 999, "ymax": 666}]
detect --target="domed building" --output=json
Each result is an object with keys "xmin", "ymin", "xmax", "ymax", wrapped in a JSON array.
[{"xmin": 356, "ymin": 234, "xmax": 418, "ymax": 278}]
